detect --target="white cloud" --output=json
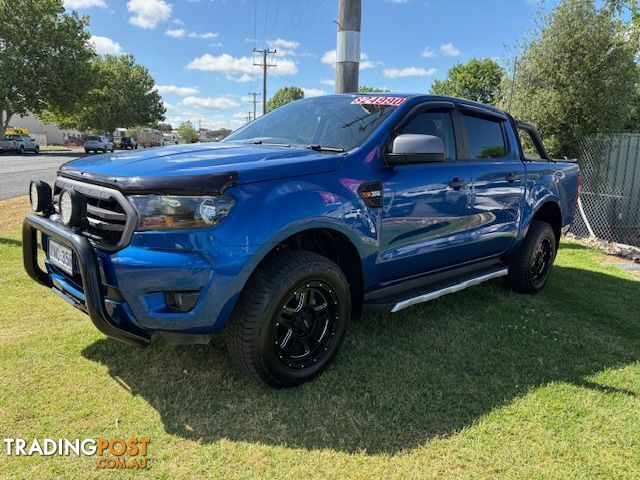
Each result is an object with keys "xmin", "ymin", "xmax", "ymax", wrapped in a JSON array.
[
  {"xmin": 321, "ymin": 50, "xmax": 337, "ymax": 65},
  {"xmin": 156, "ymin": 85, "xmax": 200, "ymax": 96},
  {"xmin": 187, "ymin": 53, "xmax": 297, "ymax": 76},
  {"xmin": 421, "ymin": 47, "xmax": 436, "ymax": 58},
  {"xmin": 383, "ymin": 67, "xmax": 437, "ymax": 78},
  {"xmin": 270, "ymin": 38, "xmax": 299, "ymax": 49},
  {"xmin": 227, "ymin": 73, "xmax": 254, "ymax": 83},
  {"xmin": 181, "ymin": 96, "xmax": 240, "ymax": 110},
  {"xmin": 321, "ymin": 50, "xmax": 377, "ymax": 70},
  {"xmin": 189, "ymin": 32, "xmax": 218, "ymax": 39},
  {"xmin": 165, "ymin": 28, "xmax": 186, "ymax": 38},
  {"xmin": 127, "ymin": 0, "xmax": 172, "ymax": 29},
  {"xmin": 90, "ymin": 35, "xmax": 123, "ymax": 55},
  {"xmin": 64, "ymin": 0, "xmax": 106, "ymax": 7},
  {"xmin": 439, "ymin": 42, "xmax": 461, "ymax": 56},
  {"xmin": 320, "ymin": 79, "xmax": 335, "ymax": 87},
  {"xmin": 302, "ymin": 88, "xmax": 326, "ymax": 97}
]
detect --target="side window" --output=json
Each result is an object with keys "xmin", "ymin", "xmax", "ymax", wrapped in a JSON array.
[
  {"xmin": 462, "ymin": 114, "xmax": 507, "ymax": 159},
  {"xmin": 400, "ymin": 111, "xmax": 456, "ymax": 160},
  {"xmin": 517, "ymin": 127, "xmax": 544, "ymax": 160}
]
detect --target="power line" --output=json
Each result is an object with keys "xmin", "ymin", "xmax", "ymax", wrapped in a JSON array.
[
  {"xmin": 253, "ymin": 48, "xmax": 277, "ymax": 115},
  {"xmin": 262, "ymin": 0, "xmax": 270, "ymax": 46}
]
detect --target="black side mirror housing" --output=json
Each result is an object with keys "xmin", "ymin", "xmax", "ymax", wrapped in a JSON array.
[{"xmin": 386, "ymin": 134, "xmax": 445, "ymax": 165}]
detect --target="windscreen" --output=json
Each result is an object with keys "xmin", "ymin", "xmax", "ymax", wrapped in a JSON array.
[{"xmin": 223, "ymin": 96, "xmax": 403, "ymax": 151}]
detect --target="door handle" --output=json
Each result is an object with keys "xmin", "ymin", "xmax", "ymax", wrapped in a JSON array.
[
  {"xmin": 505, "ymin": 172, "xmax": 519, "ymax": 183},
  {"xmin": 448, "ymin": 178, "xmax": 468, "ymax": 190}
]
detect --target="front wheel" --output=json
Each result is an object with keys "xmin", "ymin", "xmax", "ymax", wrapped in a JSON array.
[
  {"xmin": 18, "ymin": 145, "xmax": 24, "ymax": 154},
  {"xmin": 225, "ymin": 250, "xmax": 351, "ymax": 388},
  {"xmin": 506, "ymin": 220, "xmax": 557, "ymax": 293},
  {"xmin": 34, "ymin": 146, "xmax": 39, "ymax": 154}
]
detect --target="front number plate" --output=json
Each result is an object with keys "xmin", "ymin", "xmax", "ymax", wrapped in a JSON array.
[{"xmin": 48, "ymin": 239, "xmax": 74, "ymax": 276}]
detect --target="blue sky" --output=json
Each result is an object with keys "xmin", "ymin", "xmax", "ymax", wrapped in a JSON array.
[{"xmin": 65, "ymin": 0, "xmax": 558, "ymax": 131}]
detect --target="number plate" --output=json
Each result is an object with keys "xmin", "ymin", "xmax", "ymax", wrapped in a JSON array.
[{"xmin": 48, "ymin": 239, "xmax": 74, "ymax": 276}]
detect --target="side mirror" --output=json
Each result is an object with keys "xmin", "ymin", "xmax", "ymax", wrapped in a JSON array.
[{"xmin": 386, "ymin": 134, "xmax": 445, "ymax": 165}]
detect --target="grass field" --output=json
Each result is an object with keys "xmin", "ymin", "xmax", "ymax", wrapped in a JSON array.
[{"xmin": 1, "ymin": 195, "xmax": 639, "ymax": 479}]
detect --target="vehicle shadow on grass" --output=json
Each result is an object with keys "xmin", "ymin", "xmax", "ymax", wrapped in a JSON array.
[
  {"xmin": 82, "ymin": 262, "xmax": 640, "ymax": 454},
  {"xmin": 0, "ymin": 237, "xmax": 21, "ymax": 247}
]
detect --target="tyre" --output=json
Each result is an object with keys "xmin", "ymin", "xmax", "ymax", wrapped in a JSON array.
[
  {"xmin": 506, "ymin": 220, "xmax": 557, "ymax": 293},
  {"xmin": 34, "ymin": 146, "xmax": 39, "ymax": 154},
  {"xmin": 19, "ymin": 145, "xmax": 24, "ymax": 154},
  {"xmin": 85, "ymin": 149, "xmax": 90, "ymax": 154},
  {"xmin": 225, "ymin": 250, "xmax": 351, "ymax": 388}
]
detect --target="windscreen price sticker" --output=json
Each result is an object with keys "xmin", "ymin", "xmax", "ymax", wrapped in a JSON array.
[{"xmin": 351, "ymin": 96, "xmax": 406, "ymax": 106}]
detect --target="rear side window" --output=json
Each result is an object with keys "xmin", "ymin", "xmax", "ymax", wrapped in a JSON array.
[
  {"xmin": 462, "ymin": 114, "xmax": 507, "ymax": 159},
  {"xmin": 86, "ymin": 136, "xmax": 100, "ymax": 141},
  {"xmin": 400, "ymin": 111, "xmax": 456, "ymax": 160}
]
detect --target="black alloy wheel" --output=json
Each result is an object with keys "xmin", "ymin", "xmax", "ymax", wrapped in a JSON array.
[
  {"xmin": 274, "ymin": 281, "xmax": 340, "ymax": 369},
  {"xmin": 226, "ymin": 250, "xmax": 351, "ymax": 388}
]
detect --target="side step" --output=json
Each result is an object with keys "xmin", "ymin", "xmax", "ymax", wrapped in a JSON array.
[{"xmin": 364, "ymin": 264, "xmax": 509, "ymax": 314}]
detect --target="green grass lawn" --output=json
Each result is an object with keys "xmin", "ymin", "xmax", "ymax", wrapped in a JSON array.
[{"xmin": 1, "ymin": 196, "xmax": 639, "ymax": 479}]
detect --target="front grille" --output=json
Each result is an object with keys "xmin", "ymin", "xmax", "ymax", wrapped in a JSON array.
[{"xmin": 54, "ymin": 177, "xmax": 137, "ymax": 251}]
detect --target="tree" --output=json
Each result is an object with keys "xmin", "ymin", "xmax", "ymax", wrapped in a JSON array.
[
  {"xmin": 47, "ymin": 54, "xmax": 165, "ymax": 133},
  {"xmin": 266, "ymin": 86, "xmax": 304, "ymax": 112},
  {"xmin": 0, "ymin": 0, "xmax": 95, "ymax": 135},
  {"xmin": 505, "ymin": 0, "xmax": 638, "ymax": 156},
  {"xmin": 358, "ymin": 86, "xmax": 391, "ymax": 93},
  {"xmin": 177, "ymin": 121, "xmax": 198, "ymax": 143},
  {"xmin": 430, "ymin": 58, "xmax": 505, "ymax": 105},
  {"xmin": 158, "ymin": 123, "xmax": 173, "ymax": 133}
]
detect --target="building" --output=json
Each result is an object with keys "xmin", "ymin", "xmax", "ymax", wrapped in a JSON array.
[{"xmin": 7, "ymin": 113, "xmax": 81, "ymax": 146}]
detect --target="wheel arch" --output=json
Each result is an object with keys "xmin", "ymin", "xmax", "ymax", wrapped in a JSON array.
[{"xmin": 531, "ymin": 200, "xmax": 562, "ymax": 247}]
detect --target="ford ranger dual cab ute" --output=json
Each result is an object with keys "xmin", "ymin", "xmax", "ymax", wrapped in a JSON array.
[{"xmin": 23, "ymin": 94, "xmax": 580, "ymax": 388}]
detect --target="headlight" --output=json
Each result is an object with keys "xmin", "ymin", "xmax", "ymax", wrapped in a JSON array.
[
  {"xmin": 128, "ymin": 195, "xmax": 236, "ymax": 231},
  {"xmin": 29, "ymin": 179, "xmax": 52, "ymax": 213}
]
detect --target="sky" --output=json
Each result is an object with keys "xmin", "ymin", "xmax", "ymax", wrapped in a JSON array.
[{"xmin": 64, "ymin": 0, "xmax": 559, "ymax": 131}]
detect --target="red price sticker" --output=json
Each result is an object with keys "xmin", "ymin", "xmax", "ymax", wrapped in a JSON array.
[{"xmin": 351, "ymin": 96, "xmax": 406, "ymax": 106}]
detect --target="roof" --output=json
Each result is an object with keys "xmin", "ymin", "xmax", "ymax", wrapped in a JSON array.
[{"xmin": 328, "ymin": 92, "xmax": 508, "ymax": 116}]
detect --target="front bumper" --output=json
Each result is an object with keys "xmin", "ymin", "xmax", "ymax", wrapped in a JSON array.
[{"xmin": 22, "ymin": 214, "xmax": 151, "ymax": 347}]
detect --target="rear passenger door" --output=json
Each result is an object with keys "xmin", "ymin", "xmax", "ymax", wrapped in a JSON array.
[{"xmin": 460, "ymin": 108, "xmax": 525, "ymax": 258}]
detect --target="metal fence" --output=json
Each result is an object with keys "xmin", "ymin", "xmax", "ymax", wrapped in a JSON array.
[{"xmin": 569, "ymin": 133, "xmax": 640, "ymax": 247}]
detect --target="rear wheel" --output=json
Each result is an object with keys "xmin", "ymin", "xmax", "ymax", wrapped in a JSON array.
[
  {"xmin": 18, "ymin": 145, "xmax": 24, "ymax": 154},
  {"xmin": 84, "ymin": 149, "xmax": 90, "ymax": 154},
  {"xmin": 34, "ymin": 145, "xmax": 39, "ymax": 155},
  {"xmin": 225, "ymin": 250, "xmax": 350, "ymax": 388},
  {"xmin": 506, "ymin": 220, "xmax": 557, "ymax": 293}
]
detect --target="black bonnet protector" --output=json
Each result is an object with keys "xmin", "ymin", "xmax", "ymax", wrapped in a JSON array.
[{"xmin": 58, "ymin": 168, "xmax": 239, "ymax": 195}]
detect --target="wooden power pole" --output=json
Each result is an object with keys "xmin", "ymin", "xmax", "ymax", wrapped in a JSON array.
[
  {"xmin": 335, "ymin": 0, "xmax": 361, "ymax": 93},
  {"xmin": 253, "ymin": 48, "xmax": 277, "ymax": 115}
]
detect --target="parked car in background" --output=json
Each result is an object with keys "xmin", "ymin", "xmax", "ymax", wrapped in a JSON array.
[
  {"xmin": 84, "ymin": 135, "xmax": 114, "ymax": 154},
  {"xmin": 120, "ymin": 137, "xmax": 138, "ymax": 150},
  {"xmin": 23, "ymin": 94, "xmax": 580, "ymax": 388},
  {"xmin": 0, "ymin": 134, "xmax": 39, "ymax": 154}
]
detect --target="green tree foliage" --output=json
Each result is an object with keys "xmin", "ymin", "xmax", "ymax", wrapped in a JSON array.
[
  {"xmin": 358, "ymin": 86, "xmax": 391, "ymax": 93},
  {"xmin": 158, "ymin": 123, "xmax": 173, "ymax": 133},
  {"xmin": 0, "ymin": 0, "xmax": 95, "ymax": 134},
  {"xmin": 177, "ymin": 121, "xmax": 198, "ymax": 143},
  {"xmin": 48, "ymin": 55, "xmax": 165, "ymax": 133},
  {"xmin": 266, "ymin": 86, "xmax": 304, "ymax": 112},
  {"xmin": 505, "ymin": 0, "xmax": 638, "ymax": 156},
  {"xmin": 430, "ymin": 58, "xmax": 505, "ymax": 105}
]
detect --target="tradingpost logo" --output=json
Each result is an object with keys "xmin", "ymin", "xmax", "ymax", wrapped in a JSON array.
[{"xmin": 3, "ymin": 437, "xmax": 149, "ymax": 469}]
